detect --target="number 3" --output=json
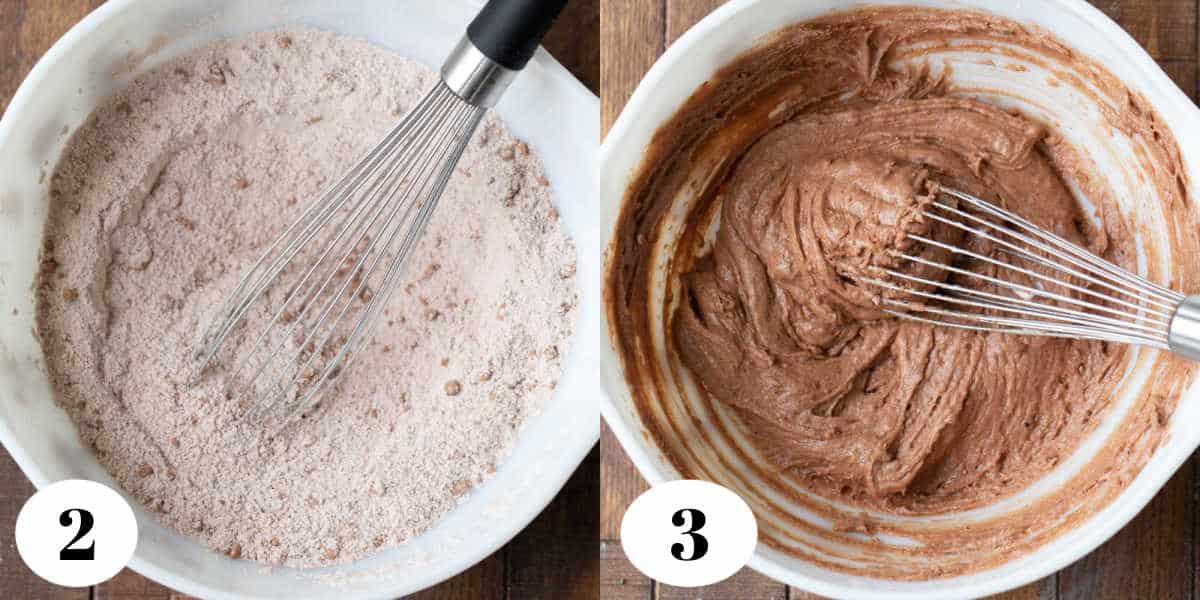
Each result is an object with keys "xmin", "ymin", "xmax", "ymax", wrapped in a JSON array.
[
  {"xmin": 59, "ymin": 508, "xmax": 95, "ymax": 561},
  {"xmin": 670, "ymin": 508, "xmax": 708, "ymax": 561}
]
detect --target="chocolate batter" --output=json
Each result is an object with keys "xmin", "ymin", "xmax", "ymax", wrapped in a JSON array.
[
  {"xmin": 607, "ymin": 7, "xmax": 1199, "ymax": 577},
  {"xmin": 675, "ymin": 93, "xmax": 1123, "ymax": 508}
]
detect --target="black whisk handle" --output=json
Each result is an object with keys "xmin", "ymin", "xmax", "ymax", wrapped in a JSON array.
[{"xmin": 467, "ymin": 0, "xmax": 569, "ymax": 71}]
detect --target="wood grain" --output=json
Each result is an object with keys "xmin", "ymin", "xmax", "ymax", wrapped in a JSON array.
[
  {"xmin": 993, "ymin": 579, "xmax": 1057, "ymax": 600},
  {"xmin": 0, "ymin": 451, "xmax": 88, "ymax": 600},
  {"xmin": 600, "ymin": 541, "xmax": 652, "ymax": 600},
  {"xmin": 1091, "ymin": 0, "xmax": 1197, "ymax": 60},
  {"xmin": 1058, "ymin": 465, "xmax": 1194, "ymax": 600},
  {"xmin": 0, "ymin": 1, "xmax": 598, "ymax": 599},
  {"xmin": 597, "ymin": 0, "xmax": 1200, "ymax": 598},
  {"xmin": 656, "ymin": 570, "xmax": 786, "ymax": 600},
  {"xmin": 664, "ymin": 0, "xmax": 723, "ymax": 41},
  {"xmin": 409, "ymin": 552, "xmax": 506, "ymax": 600},
  {"xmin": 600, "ymin": 425, "xmax": 647, "ymax": 540},
  {"xmin": 93, "ymin": 571, "xmax": 195, "ymax": 600},
  {"xmin": 599, "ymin": 0, "xmax": 665, "ymax": 135},
  {"xmin": 0, "ymin": 0, "xmax": 105, "ymax": 116},
  {"xmin": 543, "ymin": 0, "xmax": 601, "ymax": 93},
  {"xmin": 504, "ymin": 447, "xmax": 601, "ymax": 600}
]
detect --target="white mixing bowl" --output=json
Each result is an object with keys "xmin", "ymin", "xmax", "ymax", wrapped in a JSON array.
[
  {"xmin": 599, "ymin": 0, "xmax": 1200, "ymax": 598},
  {"xmin": 0, "ymin": 1, "xmax": 599, "ymax": 598}
]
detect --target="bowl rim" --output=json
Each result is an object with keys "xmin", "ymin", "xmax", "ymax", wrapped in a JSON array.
[
  {"xmin": 597, "ymin": 0, "xmax": 1200, "ymax": 597},
  {"xmin": 0, "ymin": 0, "xmax": 600, "ymax": 598}
]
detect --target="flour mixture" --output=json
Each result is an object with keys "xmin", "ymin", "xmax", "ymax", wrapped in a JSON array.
[{"xmin": 37, "ymin": 29, "xmax": 576, "ymax": 566}]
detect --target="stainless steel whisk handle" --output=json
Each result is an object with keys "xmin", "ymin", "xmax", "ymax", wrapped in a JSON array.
[
  {"xmin": 442, "ymin": 38, "xmax": 518, "ymax": 108},
  {"xmin": 1168, "ymin": 296, "xmax": 1200, "ymax": 361},
  {"xmin": 441, "ymin": 0, "xmax": 569, "ymax": 107}
]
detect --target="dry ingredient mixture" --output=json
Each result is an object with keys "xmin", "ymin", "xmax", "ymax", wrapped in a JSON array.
[
  {"xmin": 608, "ymin": 7, "xmax": 1197, "ymax": 577},
  {"xmin": 36, "ymin": 29, "xmax": 576, "ymax": 566}
]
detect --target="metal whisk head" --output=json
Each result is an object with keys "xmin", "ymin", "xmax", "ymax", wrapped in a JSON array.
[
  {"xmin": 195, "ymin": 81, "xmax": 485, "ymax": 424},
  {"xmin": 862, "ymin": 188, "xmax": 1186, "ymax": 351},
  {"xmin": 193, "ymin": 2, "xmax": 568, "ymax": 426}
]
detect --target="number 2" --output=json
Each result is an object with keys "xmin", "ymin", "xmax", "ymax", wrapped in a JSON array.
[
  {"xmin": 670, "ymin": 508, "xmax": 708, "ymax": 561},
  {"xmin": 59, "ymin": 508, "xmax": 95, "ymax": 561}
]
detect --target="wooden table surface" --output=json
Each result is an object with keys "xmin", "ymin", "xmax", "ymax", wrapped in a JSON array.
[
  {"xmin": 599, "ymin": 0, "xmax": 1200, "ymax": 598},
  {"xmin": 0, "ymin": 1, "xmax": 599, "ymax": 599}
]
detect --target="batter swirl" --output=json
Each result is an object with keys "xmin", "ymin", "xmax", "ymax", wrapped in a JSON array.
[{"xmin": 673, "ymin": 92, "xmax": 1123, "ymax": 507}]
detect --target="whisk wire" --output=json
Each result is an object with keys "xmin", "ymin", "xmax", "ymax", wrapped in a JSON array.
[
  {"xmin": 926, "ymin": 199, "xmax": 1181, "ymax": 312},
  {"xmin": 294, "ymin": 120, "xmax": 479, "ymax": 417},
  {"xmin": 234, "ymin": 86, "xmax": 462, "ymax": 398},
  {"xmin": 864, "ymin": 274, "xmax": 1169, "ymax": 341},
  {"xmin": 196, "ymin": 80, "xmax": 487, "ymax": 425},
  {"xmin": 193, "ymin": 2, "xmax": 575, "ymax": 424},
  {"xmin": 941, "ymin": 189, "xmax": 1182, "ymax": 303},
  {"xmin": 881, "ymin": 308, "xmax": 1171, "ymax": 349},
  {"xmin": 196, "ymin": 85, "xmax": 448, "ymax": 376},
  {"xmin": 865, "ymin": 187, "xmax": 1184, "ymax": 352},
  {"xmin": 900, "ymin": 233, "xmax": 1174, "ymax": 325},
  {"xmin": 253, "ymin": 89, "xmax": 485, "ymax": 423},
  {"xmin": 214, "ymin": 91, "xmax": 444, "ymax": 397},
  {"xmin": 891, "ymin": 249, "xmax": 1170, "ymax": 330}
]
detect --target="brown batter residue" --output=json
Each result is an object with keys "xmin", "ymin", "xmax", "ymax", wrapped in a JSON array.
[{"xmin": 607, "ymin": 7, "xmax": 1199, "ymax": 578}]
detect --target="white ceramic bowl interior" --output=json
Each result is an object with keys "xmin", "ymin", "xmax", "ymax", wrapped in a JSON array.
[
  {"xmin": 599, "ymin": 0, "xmax": 1200, "ymax": 598},
  {"xmin": 0, "ymin": 1, "xmax": 600, "ymax": 598}
]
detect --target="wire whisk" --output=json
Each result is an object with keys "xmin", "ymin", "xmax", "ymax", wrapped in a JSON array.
[
  {"xmin": 862, "ymin": 187, "xmax": 1200, "ymax": 359},
  {"xmin": 196, "ymin": 83, "xmax": 484, "ymax": 423},
  {"xmin": 194, "ymin": 0, "xmax": 569, "ymax": 426}
]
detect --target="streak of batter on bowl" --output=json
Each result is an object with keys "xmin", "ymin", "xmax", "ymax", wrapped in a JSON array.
[{"xmin": 605, "ymin": 7, "xmax": 1199, "ymax": 579}]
